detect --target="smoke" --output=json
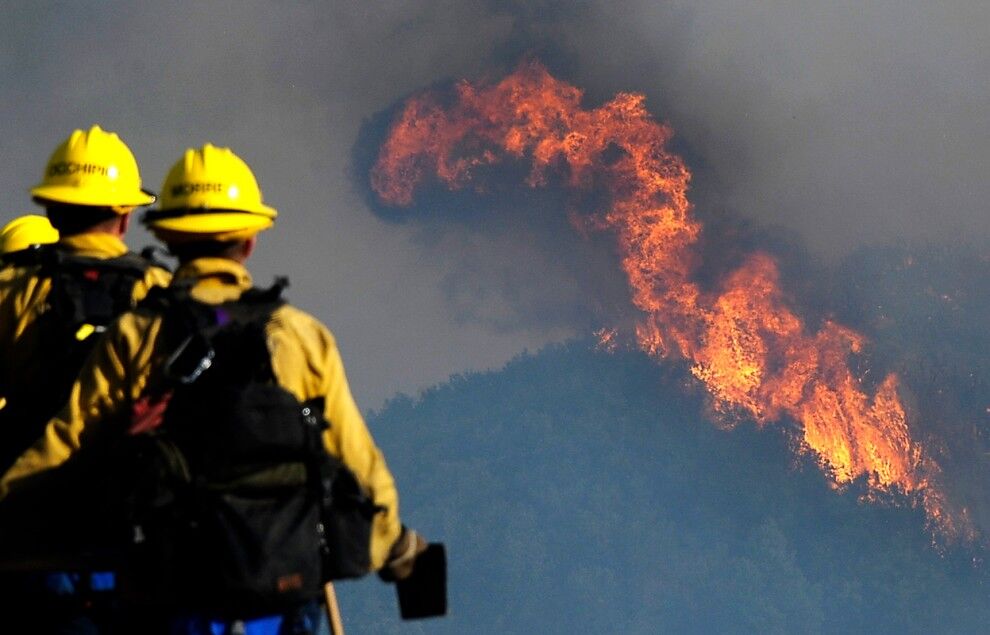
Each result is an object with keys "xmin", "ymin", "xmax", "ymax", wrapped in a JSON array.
[
  {"xmin": 353, "ymin": 99, "xmax": 634, "ymax": 335},
  {"xmin": 351, "ymin": 1, "xmax": 990, "ymax": 254},
  {"xmin": 563, "ymin": 1, "xmax": 990, "ymax": 257},
  {"xmin": 351, "ymin": 0, "xmax": 990, "ymax": 332}
]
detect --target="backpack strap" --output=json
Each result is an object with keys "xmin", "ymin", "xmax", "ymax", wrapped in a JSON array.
[
  {"xmin": 40, "ymin": 247, "xmax": 155, "ymax": 278},
  {"xmin": 138, "ymin": 276, "xmax": 288, "ymax": 318},
  {"xmin": 0, "ymin": 244, "xmax": 49, "ymax": 268},
  {"xmin": 39, "ymin": 249, "xmax": 156, "ymax": 340},
  {"xmin": 142, "ymin": 277, "xmax": 290, "ymax": 386},
  {"xmin": 233, "ymin": 276, "xmax": 289, "ymax": 310},
  {"xmin": 139, "ymin": 245, "xmax": 174, "ymax": 272}
]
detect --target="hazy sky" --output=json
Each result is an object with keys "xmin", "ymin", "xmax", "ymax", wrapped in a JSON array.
[{"xmin": 1, "ymin": 1, "xmax": 987, "ymax": 408}]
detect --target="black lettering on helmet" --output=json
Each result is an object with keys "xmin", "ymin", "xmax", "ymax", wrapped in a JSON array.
[
  {"xmin": 170, "ymin": 182, "xmax": 225, "ymax": 197},
  {"xmin": 47, "ymin": 162, "xmax": 109, "ymax": 177}
]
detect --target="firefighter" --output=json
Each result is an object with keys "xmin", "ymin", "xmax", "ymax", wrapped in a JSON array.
[
  {"xmin": 0, "ymin": 125, "xmax": 171, "ymax": 459},
  {"xmin": 0, "ymin": 215, "xmax": 59, "ymax": 265},
  {"xmin": 0, "ymin": 214, "xmax": 58, "ymax": 414},
  {"xmin": 0, "ymin": 125, "xmax": 169, "ymax": 632},
  {"xmin": 1, "ymin": 144, "xmax": 427, "ymax": 633}
]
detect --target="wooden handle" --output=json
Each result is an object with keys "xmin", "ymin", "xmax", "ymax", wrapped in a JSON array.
[{"xmin": 324, "ymin": 581, "xmax": 346, "ymax": 635}]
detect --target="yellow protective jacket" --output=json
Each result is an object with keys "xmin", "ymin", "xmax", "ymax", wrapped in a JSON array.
[
  {"xmin": 0, "ymin": 233, "xmax": 172, "ymax": 403},
  {"xmin": 0, "ymin": 257, "xmax": 402, "ymax": 569}
]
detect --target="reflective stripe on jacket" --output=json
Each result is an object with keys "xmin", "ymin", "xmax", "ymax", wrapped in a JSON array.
[{"xmin": 0, "ymin": 257, "xmax": 402, "ymax": 570}]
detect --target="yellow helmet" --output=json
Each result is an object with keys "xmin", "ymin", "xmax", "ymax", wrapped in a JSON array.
[
  {"xmin": 143, "ymin": 144, "xmax": 277, "ymax": 242},
  {"xmin": 30, "ymin": 125, "xmax": 156, "ymax": 210},
  {"xmin": 0, "ymin": 214, "xmax": 59, "ymax": 255}
]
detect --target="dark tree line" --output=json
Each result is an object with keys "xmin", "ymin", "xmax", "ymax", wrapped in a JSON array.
[{"xmin": 331, "ymin": 341, "xmax": 986, "ymax": 633}]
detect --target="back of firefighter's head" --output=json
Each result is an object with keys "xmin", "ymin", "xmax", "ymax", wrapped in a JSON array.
[
  {"xmin": 31, "ymin": 125, "xmax": 156, "ymax": 237},
  {"xmin": 141, "ymin": 144, "xmax": 277, "ymax": 262}
]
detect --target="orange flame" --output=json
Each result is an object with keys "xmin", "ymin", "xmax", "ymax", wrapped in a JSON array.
[
  {"xmin": 594, "ymin": 328, "xmax": 618, "ymax": 353},
  {"xmin": 371, "ymin": 61, "xmax": 965, "ymax": 538}
]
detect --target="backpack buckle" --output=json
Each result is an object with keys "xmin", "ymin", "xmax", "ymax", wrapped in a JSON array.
[
  {"xmin": 163, "ymin": 333, "xmax": 215, "ymax": 384},
  {"xmin": 74, "ymin": 323, "xmax": 106, "ymax": 341}
]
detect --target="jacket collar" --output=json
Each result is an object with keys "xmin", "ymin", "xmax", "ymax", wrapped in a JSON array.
[
  {"xmin": 58, "ymin": 233, "xmax": 129, "ymax": 259},
  {"xmin": 174, "ymin": 257, "xmax": 254, "ymax": 293}
]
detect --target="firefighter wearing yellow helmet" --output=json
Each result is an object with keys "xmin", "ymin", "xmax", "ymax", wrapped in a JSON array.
[
  {"xmin": 142, "ymin": 143, "xmax": 277, "ymax": 241},
  {"xmin": 1, "ymin": 144, "xmax": 430, "ymax": 631},
  {"xmin": 0, "ymin": 126, "xmax": 170, "ymax": 629},
  {"xmin": 0, "ymin": 125, "xmax": 169, "ymax": 453},
  {"xmin": 0, "ymin": 215, "xmax": 59, "ymax": 262}
]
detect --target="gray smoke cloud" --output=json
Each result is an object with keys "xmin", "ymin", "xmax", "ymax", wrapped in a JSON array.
[{"xmin": 0, "ymin": 0, "xmax": 987, "ymax": 413}]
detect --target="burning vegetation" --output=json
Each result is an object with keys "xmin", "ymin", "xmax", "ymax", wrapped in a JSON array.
[{"xmin": 371, "ymin": 61, "xmax": 970, "ymax": 540}]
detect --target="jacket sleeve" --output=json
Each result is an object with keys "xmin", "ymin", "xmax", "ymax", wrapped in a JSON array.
[
  {"xmin": 320, "ymin": 332, "xmax": 403, "ymax": 570},
  {"xmin": 269, "ymin": 307, "xmax": 403, "ymax": 570},
  {"xmin": 0, "ymin": 314, "xmax": 151, "ymax": 499}
]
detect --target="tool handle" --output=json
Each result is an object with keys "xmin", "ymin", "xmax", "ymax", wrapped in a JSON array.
[{"xmin": 324, "ymin": 581, "xmax": 346, "ymax": 635}]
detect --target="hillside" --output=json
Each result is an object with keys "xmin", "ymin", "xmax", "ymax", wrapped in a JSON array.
[{"xmin": 333, "ymin": 341, "xmax": 990, "ymax": 634}]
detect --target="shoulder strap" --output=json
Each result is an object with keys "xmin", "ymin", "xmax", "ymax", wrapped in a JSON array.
[
  {"xmin": 220, "ymin": 276, "xmax": 289, "ymax": 326},
  {"xmin": 148, "ymin": 277, "xmax": 290, "ymax": 386},
  {"xmin": 237, "ymin": 276, "xmax": 290, "ymax": 306},
  {"xmin": 136, "ymin": 278, "xmax": 193, "ymax": 315},
  {"xmin": 139, "ymin": 276, "xmax": 288, "ymax": 316},
  {"xmin": 41, "ymin": 249, "xmax": 157, "ymax": 332},
  {"xmin": 139, "ymin": 246, "xmax": 175, "ymax": 273},
  {"xmin": 0, "ymin": 244, "xmax": 50, "ymax": 268},
  {"xmin": 44, "ymin": 249, "xmax": 152, "ymax": 277}
]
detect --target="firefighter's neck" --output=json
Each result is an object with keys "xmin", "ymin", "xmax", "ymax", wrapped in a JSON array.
[
  {"xmin": 175, "ymin": 236, "xmax": 256, "ymax": 266},
  {"xmin": 233, "ymin": 236, "xmax": 256, "ymax": 263},
  {"xmin": 61, "ymin": 213, "xmax": 130, "ymax": 239}
]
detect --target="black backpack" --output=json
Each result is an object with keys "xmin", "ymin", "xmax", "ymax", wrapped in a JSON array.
[
  {"xmin": 39, "ymin": 248, "xmax": 156, "ymax": 378},
  {"xmin": 115, "ymin": 281, "xmax": 383, "ymax": 618},
  {"xmin": 0, "ymin": 245, "xmax": 157, "ymax": 473}
]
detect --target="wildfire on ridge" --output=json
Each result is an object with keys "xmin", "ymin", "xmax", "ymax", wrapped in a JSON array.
[
  {"xmin": 371, "ymin": 60, "xmax": 968, "ymax": 539},
  {"xmin": 594, "ymin": 328, "xmax": 618, "ymax": 353}
]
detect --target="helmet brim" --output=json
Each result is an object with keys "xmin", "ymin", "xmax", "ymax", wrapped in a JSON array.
[
  {"xmin": 30, "ymin": 185, "xmax": 156, "ymax": 209},
  {"xmin": 144, "ymin": 209, "xmax": 275, "ymax": 236}
]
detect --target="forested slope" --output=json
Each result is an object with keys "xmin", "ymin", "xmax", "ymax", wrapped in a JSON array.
[{"xmin": 334, "ymin": 340, "xmax": 989, "ymax": 634}]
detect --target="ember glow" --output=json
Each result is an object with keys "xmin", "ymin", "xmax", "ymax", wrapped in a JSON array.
[{"xmin": 371, "ymin": 61, "xmax": 967, "ymax": 538}]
